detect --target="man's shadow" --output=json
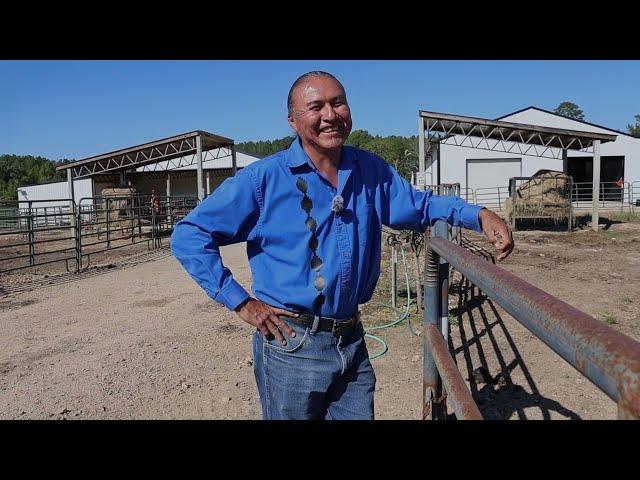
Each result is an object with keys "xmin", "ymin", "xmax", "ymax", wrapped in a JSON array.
[{"xmin": 445, "ymin": 267, "xmax": 581, "ymax": 420}]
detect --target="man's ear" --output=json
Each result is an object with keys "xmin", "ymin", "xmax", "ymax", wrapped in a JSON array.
[{"xmin": 287, "ymin": 115, "xmax": 298, "ymax": 133}]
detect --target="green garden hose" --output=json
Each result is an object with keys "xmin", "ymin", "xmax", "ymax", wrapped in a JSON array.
[{"xmin": 364, "ymin": 238, "xmax": 419, "ymax": 359}]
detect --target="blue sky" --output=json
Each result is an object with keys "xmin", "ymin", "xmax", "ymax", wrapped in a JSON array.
[{"xmin": 1, "ymin": 60, "xmax": 639, "ymax": 160}]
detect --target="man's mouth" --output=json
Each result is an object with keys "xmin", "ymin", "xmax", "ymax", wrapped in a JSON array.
[{"xmin": 320, "ymin": 126, "xmax": 341, "ymax": 134}]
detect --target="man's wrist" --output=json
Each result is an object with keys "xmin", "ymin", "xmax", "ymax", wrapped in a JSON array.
[
  {"xmin": 478, "ymin": 207, "xmax": 488, "ymax": 229},
  {"xmin": 234, "ymin": 297, "xmax": 252, "ymax": 312}
]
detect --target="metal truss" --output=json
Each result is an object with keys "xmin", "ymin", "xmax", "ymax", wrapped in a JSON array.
[
  {"xmin": 72, "ymin": 138, "xmax": 199, "ymax": 178},
  {"xmin": 425, "ymin": 117, "xmax": 595, "ymax": 160},
  {"xmin": 137, "ymin": 147, "xmax": 232, "ymax": 172}
]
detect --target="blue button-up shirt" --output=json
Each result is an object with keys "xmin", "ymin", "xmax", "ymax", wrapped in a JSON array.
[{"xmin": 171, "ymin": 137, "xmax": 484, "ymax": 318}]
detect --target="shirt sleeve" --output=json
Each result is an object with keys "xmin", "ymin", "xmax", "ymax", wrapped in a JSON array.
[
  {"xmin": 170, "ymin": 167, "xmax": 261, "ymax": 311},
  {"xmin": 379, "ymin": 158, "xmax": 484, "ymax": 233}
]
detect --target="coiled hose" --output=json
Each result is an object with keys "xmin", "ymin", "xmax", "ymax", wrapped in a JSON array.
[{"xmin": 363, "ymin": 231, "xmax": 420, "ymax": 359}]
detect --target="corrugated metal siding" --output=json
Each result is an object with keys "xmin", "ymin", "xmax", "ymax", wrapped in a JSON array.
[{"xmin": 16, "ymin": 178, "xmax": 94, "ymax": 208}]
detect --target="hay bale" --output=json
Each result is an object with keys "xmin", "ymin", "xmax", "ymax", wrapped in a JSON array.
[
  {"xmin": 98, "ymin": 187, "xmax": 138, "ymax": 236},
  {"xmin": 504, "ymin": 170, "xmax": 571, "ymax": 224}
]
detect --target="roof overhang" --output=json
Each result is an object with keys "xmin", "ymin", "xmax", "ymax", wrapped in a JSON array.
[
  {"xmin": 420, "ymin": 110, "xmax": 616, "ymax": 159},
  {"xmin": 57, "ymin": 130, "xmax": 234, "ymax": 179}
]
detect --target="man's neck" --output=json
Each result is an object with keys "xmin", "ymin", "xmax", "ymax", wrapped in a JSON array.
[{"xmin": 300, "ymin": 141, "xmax": 341, "ymax": 188}]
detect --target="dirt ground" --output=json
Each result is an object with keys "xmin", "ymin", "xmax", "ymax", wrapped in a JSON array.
[{"xmin": 1, "ymin": 218, "xmax": 639, "ymax": 420}]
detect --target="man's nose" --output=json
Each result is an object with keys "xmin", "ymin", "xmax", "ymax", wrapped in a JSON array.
[{"xmin": 321, "ymin": 104, "xmax": 337, "ymax": 120}]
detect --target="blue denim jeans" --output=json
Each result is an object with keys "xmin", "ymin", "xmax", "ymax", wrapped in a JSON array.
[{"xmin": 252, "ymin": 317, "xmax": 376, "ymax": 420}]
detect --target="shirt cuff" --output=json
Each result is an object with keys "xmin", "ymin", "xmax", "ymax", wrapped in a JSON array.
[
  {"xmin": 217, "ymin": 279, "xmax": 251, "ymax": 311},
  {"xmin": 461, "ymin": 204, "xmax": 485, "ymax": 233}
]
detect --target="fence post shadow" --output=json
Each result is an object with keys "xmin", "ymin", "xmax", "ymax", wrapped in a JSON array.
[{"xmin": 447, "ymin": 275, "xmax": 582, "ymax": 420}]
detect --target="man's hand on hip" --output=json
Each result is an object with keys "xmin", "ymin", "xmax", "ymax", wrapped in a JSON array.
[
  {"xmin": 478, "ymin": 208, "xmax": 514, "ymax": 261},
  {"xmin": 234, "ymin": 297, "xmax": 299, "ymax": 345}
]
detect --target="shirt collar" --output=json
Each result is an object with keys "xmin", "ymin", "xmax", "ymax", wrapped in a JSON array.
[
  {"xmin": 286, "ymin": 136, "xmax": 356, "ymax": 195},
  {"xmin": 286, "ymin": 136, "xmax": 356, "ymax": 170},
  {"xmin": 286, "ymin": 136, "xmax": 311, "ymax": 168}
]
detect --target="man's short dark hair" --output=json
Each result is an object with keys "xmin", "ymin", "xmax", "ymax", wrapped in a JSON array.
[{"xmin": 287, "ymin": 71, "xmax": 343, "ymax": 116}]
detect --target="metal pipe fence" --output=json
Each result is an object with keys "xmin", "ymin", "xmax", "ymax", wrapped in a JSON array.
[
  {"xmin": 0, "ymin": 199, "xmax": 77, "ymax": 273},
  {"xmin": 473, "ymin": 187, "xmax": 510, "ymax": 212},
  {"xmin": 631, "ymin": 182, "xmax": 640, "ymax": 210},
  {"xmin": 571, "ymin": 181, "xmax": 631, "ymax": 211},
  {"xmin": 0, "ymin": 195, "xmax": 198, "ymax": 274},
  {"xmin": 422, "ymin": 219, "xmax": 640, "ymax": 420}
]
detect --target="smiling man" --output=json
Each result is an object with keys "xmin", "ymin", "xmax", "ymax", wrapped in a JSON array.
[{"xmin": 171, "ymin": 70, "xmax": 513, "ymax": 420}]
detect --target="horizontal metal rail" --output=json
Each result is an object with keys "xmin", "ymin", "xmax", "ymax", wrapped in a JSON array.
[
  {"xmin": 572, "ymin": 181, "xmax": 630, "ymax": 211},
  {"xmin": 424, "ymin": 325, "xmax": 483, "ymax": 420},
  {"xmin": 1, "ymin": 194, "xmax": 197, "ymax": 275},
  {"xmin": 474, "ymin": 187, "xmax": 510, "ymax": 212},
  {"xmin": 429, "ymin": 229, "xmax": 640, "ymax": 419},
  {"xmin": 1, "ymin": 255, "xmax": 76, "ymax": 272}
]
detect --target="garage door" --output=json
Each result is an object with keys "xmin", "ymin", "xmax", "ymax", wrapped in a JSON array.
[{"xmin": 466, "ymin": 158, "xmax": 522, "ymax": 190}]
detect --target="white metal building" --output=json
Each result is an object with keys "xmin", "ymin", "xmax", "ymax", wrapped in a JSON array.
[
  {"xmin": 424, "ymin": 107, "xmax": 639, "ymax": 194},
  {"xmin": 17, "ymin": 178, "xmax": 93, "ymax": 209}
]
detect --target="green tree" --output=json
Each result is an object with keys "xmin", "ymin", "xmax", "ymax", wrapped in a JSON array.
[
  {"xmin": 345, "ymin": 129, "xmax": 374, "ymax": 148},
  {"xmin": 554, "ymin": 101, "xmax": 585, "ymax": 121},
  {"xmin": 627, "ymin": 114, "xmax": 640, "ymax": 137},
  {"xmin": 237, "ymin": 136, "xmax": 295, "ymax": 157},
  {"xmin": 0, "ymin": 155, "xmax": 66, "ymax": 201}
]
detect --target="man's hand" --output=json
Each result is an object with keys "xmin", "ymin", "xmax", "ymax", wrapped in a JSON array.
[
  {"xmin": 478, "ymin": 208, "xmax": 514, "ymax": 261},
  {"xmin": 235, "ymin": 297, "xmax": 299, "ymax": 345}
]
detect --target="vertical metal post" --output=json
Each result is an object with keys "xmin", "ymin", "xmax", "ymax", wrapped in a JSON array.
[
  {"xmin": 152, "ymin": 207, "xmax": 157, "ymax": 248},
  {"xmin": 137, "ymin": 196, "xmax": 142, "ymax": 238},
  {"xmin": 206, "ymin": 171, "xmax": 211, "ymax": 196},
  {"xmin": 418, "ymin": 115, "xmax": 426, "ymax": 191},
  {"xmin": 592, "ymin": 140, "xmax": 601, "ymax": 232},
  {"xmin": 437, "ymin": 222, "xmax": 450, "ymax": 343},
  {"xmin": 196, "ymin": 135, "xmax": 204, "ymax": 202},
  {"xmin": 166, "ymin": 172, "xmax": 171, "ymax": 197},
  {"xmin": 67, "ymin": 169, "xmax": 77, "ymax": 264},
  {"xmin": 436, "ymin": 143, "xmax": 441, "ymax": 188},
  {"xmin": 423, "ymin": 220, "xmax": 446, "ymax": 420},
  {"xmin": 27, "ymin": 201, "xmax": 34, "ymax": 266},
  {"xmin": 130, "ymin": 199, "xmax": 135, "ymax": 244},
  {"xmin": 391, "ymin": 241, "xmax": 397, "ymax": 310},
  {"xmin": 75, "ymin": 204, "xmax": 81, "ymax": 271},
  {"xmin": 106, "ymin": 198, "xmax": 111, "ymax": 249},
  {"xmin": 510, "ymin": 177, "xmax": 517, "ymax": 231},
  {"xmin": 568, "ymin": 176, "xmax": 573, "ymax": 232},
  {"xmin": 231, "ymin": 145, "xmax": 238, "ymax": 177}
]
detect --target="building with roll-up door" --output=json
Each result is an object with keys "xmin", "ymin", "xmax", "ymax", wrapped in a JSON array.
[{"xmin": 423, "ymin": 107, "xmax": 639, "ymax": 200}]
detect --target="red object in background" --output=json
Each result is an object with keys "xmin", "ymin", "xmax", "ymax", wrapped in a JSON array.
[
  {"xmin": 615, "ymin": 178, "xmax": 624, "ymax": 188},
  {"xmin": 151, "ymin": 188, "xmax": 160, "ymax": 213}
]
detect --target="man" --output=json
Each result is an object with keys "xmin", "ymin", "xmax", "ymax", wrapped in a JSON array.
[{"xmin": 171, "ymin": 71, "xmax": 513, "ymax": 420}]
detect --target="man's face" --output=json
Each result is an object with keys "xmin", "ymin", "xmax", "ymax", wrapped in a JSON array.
[{"xmin": 288, "ymin": 76, "xmax": 352, "ymax": 152}]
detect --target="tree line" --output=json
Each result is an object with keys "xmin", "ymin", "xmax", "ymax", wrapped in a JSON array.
[{"xmin": 0, "ymin": 155, "xmax": 71, "ymax": 201}]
